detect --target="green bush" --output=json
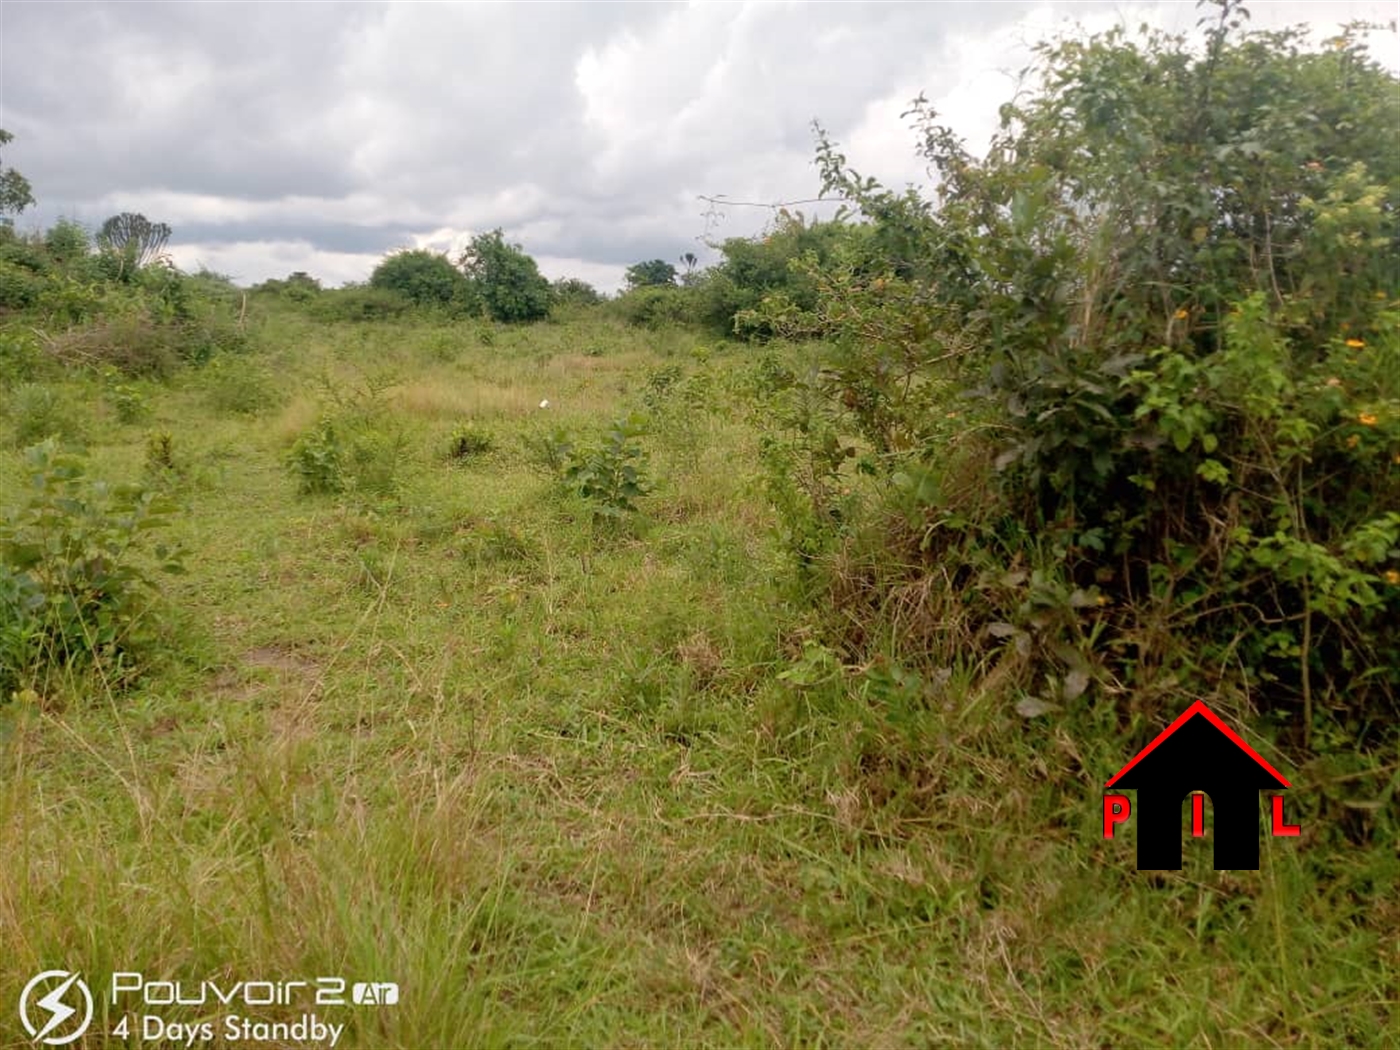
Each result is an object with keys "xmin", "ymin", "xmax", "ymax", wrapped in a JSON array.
[
  {"xmin": 287, "ymin": 395, "xmax": 407, "ymax": 500},
  {"xmin": 0, "ymin": 440, "xmax": 184, "ymax": 697},
  {"xmin": 203, "ymin": 357, "xmax": 276, "ymax": 416},
  {"xmin": 547, "ymin": 414, "xmax": 653, "ymax": 518},
  {"xmin": 181, "ymin": 318, "xmax": 250, "ymax": 365},
  {"xmin": 287, "ymin": 417, "xmax": 347, "ymax": 495},
  {"xmin": 459, "ymin": 230, "xmax": 551, "ymax": 323},
  {"xmin": 345, "ymin": 425, "xmax": 408, "ymax": 498},
  {"xmin": 612, "ymin": 285, "xmax": 696, "ymax": 330},
  {"xmin": 0, "ymin": 260, "xmax": 43, "ymax": 310},
  {"xmin": 0, "ymin": 327, "xmax": 46, "ymax": 386},
  {"xmin": 695, "ymin": 213, "xmax": 858, "ymax": 338},
  {"xmin": 103, "ymin": 372, "xmax": 149, "ymax": 423},
  {"xmin": 766, "ymin": 13, "xmax": 1400, "ymax": 757},
  {"xmin": 0, "ymin": 236, "xmax": 49, "ymax": 277},
  {"xmin": 143, "ymin": 430, "xmax": 177, "ymax": 476},
  {"xmin": 550, "ymin": 277, "xmax": 603, "ymax": 309},
  {"xmin": 370, "ymin": 249, "xmax": 475, "ymax": 312},
  {"xmin": 447, "ymin": 423, "xmax": 495, "ymax": 460},
  {"xmin": 44, "ymin": 219, "xmax": 91, "ymax": 265},
  {"xmin": 9, "ymin": 383, "xmax": 84, "ymax": 446},
  {"xmin": 310, "ymin": 285, "xmax": 414, "ymax": 323}
]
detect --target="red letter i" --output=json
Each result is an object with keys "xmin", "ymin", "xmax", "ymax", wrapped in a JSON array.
[{"xmin": 1192, "ymin": 793, "xmax": 1205, "ymax": 837}]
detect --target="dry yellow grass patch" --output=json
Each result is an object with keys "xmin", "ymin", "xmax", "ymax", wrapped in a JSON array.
[
  {"xmin": 393, "ymin": 380, "xmax": 546, "ymax": 420},
  {"xmin": 543, "ymin": 352, "xmax": 648, "ymax": 376},
  {"xmin": 269, "ymin": 394, "xmax": 321, "ymax": 445}
]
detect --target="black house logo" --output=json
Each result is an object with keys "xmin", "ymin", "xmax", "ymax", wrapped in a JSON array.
[{"xmin": 1103, "ymin": 701, "xmax": 1300, "ymax": 870}]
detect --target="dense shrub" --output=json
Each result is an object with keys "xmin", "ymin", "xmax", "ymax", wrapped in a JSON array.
[
  {"xmin": 252, "ymin": 271, "xmax": 321, "ymax": 301},
  {"xmin": 287, "ymin": 417, "xmax": 348, "ymax": 495},
  {"xmin": 287, "ymin": 374, "xmax": 408, "ymax": 498},
  {"xmin": 0, "ymin": 260, "xmax": 42, "ymax": 310},
  {"xmin": 370, "ymin": 249, "xmax": 475, "ymax": 312},
  {"xmin": 544, "ymin": 414, "xmax": 653, "ymax": 518},
  {"xmin": 447, "ymin": 423, "xmax": 495, "ymax": 460},
  {"xmin": 611, "ymin": 285, "xmax": 696, "ymax": 330},
  {"xmin": 9, "ymin": 383, "xmax": 85, "ymax": 446},
  {"xmin": 550, "ymin": 277, "xmax": 603, "ymax": 309},
  {"xmin": 696, "ymin": 213, "xmax": 858, "ymax": 338},
  {"xmin": 0, "ymin": 328, "xmax": 47, "ymax": 386},
  {"xmin": 310, "ymin": 285, "xmax": 414, "ymax": 323},
  {"xmin": 761, "ymin": 11, "xmax": 1400, "ymax": 758},
  {"xmin": 44, "ymin": 219, "xmax": 90, "ymax": 264},
  {"xmin": 202, "ymin": 356, "xmax": 277, "ymax": 416},
  {"xmin": 0, "ymin": 440, "xmax": 184, "ymax": 696},
  {"xmin": 0, "ymin": 235, "xmax": 49, "ymax": 277},
  {"xmin": 459, "ymin": 230, "xmax": 551, "ymax": 323}
]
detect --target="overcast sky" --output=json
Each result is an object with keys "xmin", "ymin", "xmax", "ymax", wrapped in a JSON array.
[{"xmin": 1, "ymin": 1, "xmax": 1395, "ymax": 291}]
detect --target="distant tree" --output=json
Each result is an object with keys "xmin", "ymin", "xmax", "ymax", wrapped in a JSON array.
[
  {"xmin": 679, "ymin": 251, "xmax": 704, "ymax": 287},
  {"xmin": 0, "ymin": 129, "xmax": 35, "ymax": 222},
  {"xmin": 625, "ymin": 259, "xmax": 678, "ymax": 289},
  {"xmin": 696, "ymin": 212, "xmax": 857, "ymax": 337},
  {"xmin": 98, "ymin": 212, "xmax": 172, "ymax": 269},
  {"xmin": 44, "ymin": 219, "xmax": 90, "ymax": 264},
  {"xmin": 370, "ymin": 249, "xmax": 466, "ymax": 308},
  {"xmin": 279, "ymin": 270, "xmax": 322, "ymax": 301},
  {"xmin": 551, "ymin": 277, "xmax": 603, "ymax": 307},
  {"xmin": 458, "ymin": 230, "xmax": 551, "ymax": 323}
]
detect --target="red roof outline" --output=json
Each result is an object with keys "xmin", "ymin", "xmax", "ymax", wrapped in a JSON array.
[{"xmin": 1105, "ymin": 700, "xmax": 1291, "ymax": 789}]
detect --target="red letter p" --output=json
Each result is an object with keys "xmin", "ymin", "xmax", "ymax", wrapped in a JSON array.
[{"xmin": 1103, "ymin": 794, "xmax": 1131, "ymax": 838}]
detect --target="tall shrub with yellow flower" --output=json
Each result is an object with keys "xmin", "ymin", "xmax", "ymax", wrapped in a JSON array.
[{"xmin": 758, "ymin": 3, "xmax": 1399, "ymax": 783}]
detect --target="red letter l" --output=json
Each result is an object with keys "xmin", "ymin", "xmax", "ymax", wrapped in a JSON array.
[{"xmin": 1271, "ymin": 795, "xmax": 1300, "ymax": 837}]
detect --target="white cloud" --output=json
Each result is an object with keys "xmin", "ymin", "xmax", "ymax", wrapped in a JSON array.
[
  {"xmin": 4, "ymin": 0, "xmax": 1394, "ymax": 289},
  {"xmin": 166, "ymin": 240, "xmax": 381, "ymax": 289}
]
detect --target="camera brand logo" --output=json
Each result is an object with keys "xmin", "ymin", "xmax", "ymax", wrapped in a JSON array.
[
  {"xmin": 1103, "ymin": 700, "xmax": 1301, "ymax": 870},
  {"xmin": 18, "ymin": 971, "xmax": 93, "ymax": 1046}
]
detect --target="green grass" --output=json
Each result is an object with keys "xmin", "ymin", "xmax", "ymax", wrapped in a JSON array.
[{"xmin": 0, "ymin": 312, "xmax": 1395, "ymax": 1048}]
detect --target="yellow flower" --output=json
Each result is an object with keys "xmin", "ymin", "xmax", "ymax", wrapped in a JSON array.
[
  {"xmin": 1346, "ymin": 435, "xmax": 1360, "ymax": 449},
  {"xmin": 1359, "ymin": 412, "xmax": 1378, "ymax": 426},
  {"xmin": 1346, "ymin": 338, "xmax": 1365, "ymax": 348},
  {"xmin": 1386, "ymin": 570, "xmax": 1400, "ymax": 586},
  {"xmin": 1376, "ymin": 291, "xmax": 1388, "ymax": 300},
  {"xmin": 1174, "ymin": 308, "xmax": 1189, "ymax": 320}
]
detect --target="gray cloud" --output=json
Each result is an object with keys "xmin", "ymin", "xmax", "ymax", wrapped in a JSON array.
[{"xmin": 2, "ymin": 0, "xmax": 1395, "ymax": 290}]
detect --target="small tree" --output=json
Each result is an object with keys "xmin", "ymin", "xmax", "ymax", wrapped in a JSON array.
[
  {"xmin": 551, "ymin": 277, "xmax": 603, "ymax": 308},
  {"xmin": 283, "ymin": 271, "xmax": 322, "ymax": 300},
  {"xmin": 679, "ymin": 252, "xmax": 703, "ymax": 286},
  {"xmin": 625, "ymin": 259, "xmax": 678, "ymax": 289},
  {"xmin": 0, "ymin": 130, "xmax": 35, "ymax": 223},
  {"xmin": 370, "ymin": 249, "xmax": 468, "ymax": 309},
  {"xmin": 44, "ymin": 219, "xmax": 90, "ymax": 264},
  {"xmin": 458, "ymin": 230, "xmax": 551, "ymax": 323},
  {"xmin": 98, "ymin": 212, "xmax": 172, "ymax": 270}
]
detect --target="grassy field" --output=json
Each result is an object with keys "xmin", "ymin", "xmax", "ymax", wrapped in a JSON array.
[{"xmin": 1, "ymin": 312, "xmax": 1395, "ymax": 1048}]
